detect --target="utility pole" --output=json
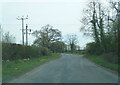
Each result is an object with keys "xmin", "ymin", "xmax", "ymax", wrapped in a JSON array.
[
  {"xmin": 17, "ymin": 15, "xmax": 28, "ymax": 45},
  {"xmin": 26, "ymin": 24, "xmax": 28, "ymax": 45},
  {"xmin": 25, "ymin": 24, "xmax": 32, "ymax": 46}
]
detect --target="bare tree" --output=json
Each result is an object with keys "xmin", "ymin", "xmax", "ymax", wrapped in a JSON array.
[
  {"xmin": 66, "ymin": 34, "xmax": 77, "ymax": 53},
  {"xmin": 2, "ymin": 32, "xmax": 16, "ymax": 43},
  {"xmin": 81, "ymin": 1, "xmax": 100, "ymax": 44}
]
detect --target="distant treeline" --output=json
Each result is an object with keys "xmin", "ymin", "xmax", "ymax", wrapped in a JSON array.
[{"xmin": 2, "ymin": 43, "xmax": 51, "ymax": 60}]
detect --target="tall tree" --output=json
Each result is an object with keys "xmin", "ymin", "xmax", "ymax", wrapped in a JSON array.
[
  {"xmin": 96, "ymin": 2, "xmax": 107, "ymax": 52},
  {"xmin": 81, "ymin": 1, "xmax": 100, "ymax": 44},
  {"xmin": 32, "ymin": 24, "xmax": 62, "ymax": 49}
]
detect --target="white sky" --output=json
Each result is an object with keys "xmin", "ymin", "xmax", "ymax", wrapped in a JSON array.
[{"xmin": 1, "ymin": 0, "xmax": 96, "ymax": 48}]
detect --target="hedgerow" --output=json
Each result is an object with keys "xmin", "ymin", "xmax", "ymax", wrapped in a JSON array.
[{"xmin": 2, "ymin": 43, "xmax": 51, "ymax": 60}]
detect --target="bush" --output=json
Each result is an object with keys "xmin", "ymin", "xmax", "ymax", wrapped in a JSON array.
[
  {"xmin": 2, "ymin": 43, "xmax": 51, "ymax": 60},
  {"xmin": 41, "ymin": 47, "xmax": 52, "ymax": 56},
  {"xmin": 85, "ymin": 42, "xmax": 103, "ymax": 55}
]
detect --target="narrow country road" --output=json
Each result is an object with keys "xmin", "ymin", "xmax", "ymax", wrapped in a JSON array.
[{"xmin": 9, "ymin": 54, "xmax": 118, "ymax": 83}]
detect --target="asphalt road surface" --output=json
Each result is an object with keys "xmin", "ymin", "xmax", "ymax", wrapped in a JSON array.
[{"xmin": 9, "ymin": 54, "xmax": 118, "ymax": 83}]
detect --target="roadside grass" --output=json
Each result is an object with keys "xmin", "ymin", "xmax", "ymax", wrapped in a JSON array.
[
  {"xmin": 2, "ymin": 53, "xmax": 61, "ymax": 82},
  {"xmin": 84, "ymin": 55, "xmax": 120, "ymax": 71}
]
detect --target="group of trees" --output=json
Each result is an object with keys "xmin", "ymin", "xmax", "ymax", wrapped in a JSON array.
[
  {"xmin": 32, "ymin": 24, "xmax": 79, "ymax": 53},
  {"xmin": 1, "ymin": 24, "xmax": 79, "ymax": 55},
  {"xmin": 32, "ymin": 24, "xmax": 66, "ymax": 53},
  {"xmin": 81, "ymin": 0, "xmax": 119, "ymax": 55}
]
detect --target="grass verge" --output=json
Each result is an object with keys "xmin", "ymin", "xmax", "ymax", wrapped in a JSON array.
[
  {"xmin": 84, "ymin": 55, "xmax": 120, "ymax": 72},
  {"xmin": 2, "ymin": 53, "xmax": 61, "ymax": 82}
]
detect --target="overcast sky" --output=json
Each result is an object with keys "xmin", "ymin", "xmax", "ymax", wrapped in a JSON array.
[{"xmin": 1, "ymin": 0, "xmax": 95, "ymax": 48}]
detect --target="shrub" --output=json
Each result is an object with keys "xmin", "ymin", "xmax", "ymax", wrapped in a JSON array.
[{"xmin": 41, "ymin": 47, "xmax": 52, "ymax": 56}]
